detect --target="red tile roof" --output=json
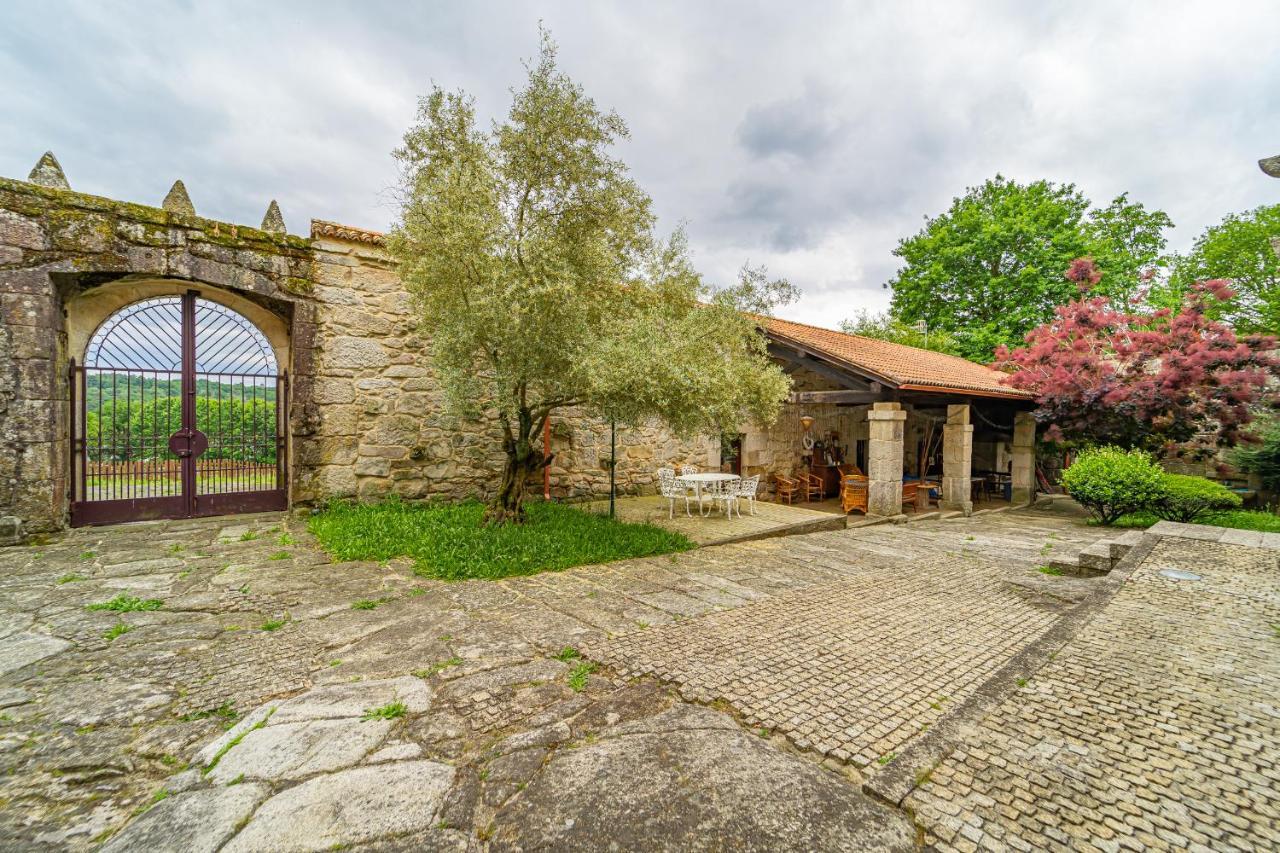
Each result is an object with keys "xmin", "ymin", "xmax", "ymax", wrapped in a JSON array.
[{"xmin": 760, "ymin": 315, "xmax": 1031, "ymax": 399}]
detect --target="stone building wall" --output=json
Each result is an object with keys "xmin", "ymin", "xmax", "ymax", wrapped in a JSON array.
[{"xmin": 0, "ymin": 172, "xmax": 709, "ymax": 541}]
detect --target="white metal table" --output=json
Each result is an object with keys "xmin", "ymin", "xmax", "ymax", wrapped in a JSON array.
[{"xmin": 676, "ymin": 472, "xmax": 740, "ymax": 517}]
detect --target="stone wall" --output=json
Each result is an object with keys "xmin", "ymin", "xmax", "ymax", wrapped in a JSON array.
[{"xmin": 0, "ymin": 173, "xmax": 710, "ymax": 539}]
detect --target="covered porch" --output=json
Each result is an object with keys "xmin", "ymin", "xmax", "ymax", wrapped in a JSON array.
[{"xmin": 729, "ymin": 317, "xmax": 1039, "ymax": 519}]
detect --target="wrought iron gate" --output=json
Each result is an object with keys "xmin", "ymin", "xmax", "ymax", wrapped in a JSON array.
[{"xmin": 70, "ymin": 291, "xmax": 287, "ymax": 526}]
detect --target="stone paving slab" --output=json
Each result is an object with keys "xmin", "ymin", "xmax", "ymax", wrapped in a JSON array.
[
  {"xmin": 904, "ymin": 533, "xmax": 1280, "ymax": 852},
  {"xmin": 0, "ymin": 503, "xmax": 1115, "ymax": 849}
]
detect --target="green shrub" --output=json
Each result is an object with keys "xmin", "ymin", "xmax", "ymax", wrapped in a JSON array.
[
  {"xmin": 1061, "ymin": 447, "xmax": 1166, "ymax": 525},
  {"xmin": 1232, "ymin": 417, "xmax": 1280, "ymax": 494},
  {"xmin": 1152, "ymin": 474, "xmax": 1242, "ymax": 523}
]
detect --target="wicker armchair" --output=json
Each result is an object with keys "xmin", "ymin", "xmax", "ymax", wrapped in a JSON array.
[
  {"xmin": 840, "ymin": 474, "xmax": 868, "ymax": 515},
  {"xmin": 796, "ymin": 471, "xmax": 823, "ymax": 502},
  {"xmin": 773, "ymin": 474, "xmax": 800, "ymax": 505}
]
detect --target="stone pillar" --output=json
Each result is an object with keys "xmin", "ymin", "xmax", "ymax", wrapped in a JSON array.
[
  {"xmin": 940, "ymin": 404, "xmax": 974, "ymax": 514},
  {"xmin": 867, "ymin": 402, "xmax": 906, "ymax": 516},
  {"xmin": 1011, "ymin": 411, "xmax": 1037, "ymax": 505}
]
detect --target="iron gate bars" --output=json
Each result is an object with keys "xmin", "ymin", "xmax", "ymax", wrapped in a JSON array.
[{"xmin": 70, "ymin": 291, "xmax": 287, "ymax": 526}]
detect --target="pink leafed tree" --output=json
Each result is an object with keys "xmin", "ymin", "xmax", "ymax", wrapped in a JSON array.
[{"xmin": 993, "ymin": 257, "xmax": 1280, "ymax": 456}]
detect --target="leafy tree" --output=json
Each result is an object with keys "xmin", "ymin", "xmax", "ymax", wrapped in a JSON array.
[
  {"xmin": 838, "ymin": 309, "xmax": 961, "ymax": 355},
  {"xmin": 1162, "ymin": 203, "xmax": 1280, "ymax": 334},
  {"xmin": 388, "ymin": 33, "xmax": 792, "ymax": 524},
  {"xmin": 994, "ymin": 258, "xmax": 1280, "ymax": 455},
  {"xmin": 1232, "ymin": 417, "xmax": 1280, "ymax": 494},
  {"xmin": 888, "ymin": 176, "xmax": 1171, "ymax": 361}
]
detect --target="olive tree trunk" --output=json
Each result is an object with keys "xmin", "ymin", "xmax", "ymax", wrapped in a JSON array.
[{"xmin": 485, "ymin": 406, "xmax": 553, "ymax": 525}]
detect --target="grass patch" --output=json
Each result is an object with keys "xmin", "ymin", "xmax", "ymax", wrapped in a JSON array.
[
  {"xmin": 268, "ymin": 551, "xmax": 291, "ymax": 561},
  {"xmin": 57, "ymin": 573, "xmax": 86, "ymax": 584},
  {"xmin": 80, "ymin": 551, "xmax": 96, "ymax": 560},
  {"xmin": 307, "ymin": 498, "xmax": 694, "ymax": 581},
  {"xmin": 239, "ymin": 530, "xmax": 259, "ymax": 542},
  {"xmin": 351, "ymin": 597, "xmax": 388, "ymax": 611},
  {"xmin": 1109, "ymin": 509, "xmax": 1280, "ymax": 532},
  {"xmin": 1037, "ymin": 565, "xmax": 1064, "ymax": 576},
  {"xmin": 553, "ymin": 646, "xmax": 581, "ymax": 662},
  {"xmin": 361, "ymin": 701, "xmax": 407, "ymax": 721},
  {"xmin": 877, "ymin": 752, "xmax": 897, "ymax": 766},
  {"xmin": 86, "ymin": 594, "xmax": 163, "ymax": 613},
  {"xmin": 180, "ymin": 701, "xmax": 238, "ymax": 725},
  {"xmin": 103, "ymin": 622, "xmax": 133, "ymax": 641},
  {"xmin": 278, "ymin": 533, "xmax": 295, "ymax": 546},
  {"xmin": 204, "ymin": 708, "xmax": 274, "ymax": 774},
  {"xmin": 260, "ymin": 616, "xmax": 288, "ymax": 632},
  {"xmin": 567, "ymin": 662, "xmax": 597, "ymax": 692},
  {"xmin": 413, "ymin": 656, "xmax": 463, "ymax": 678}
]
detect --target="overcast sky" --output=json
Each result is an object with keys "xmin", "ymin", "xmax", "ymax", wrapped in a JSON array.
[{"xmin": 2, "ymin": 1, "xmax": 1277, "ymax": 326}]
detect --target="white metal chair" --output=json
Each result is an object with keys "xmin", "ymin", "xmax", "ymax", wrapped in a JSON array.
[
  {"xmin": 679, "ymin": 464, "xmax": 699, "ymax": 499},
  {"xmin": 736, "ymin": 474, "xmax": 760, "ymax": 516},
  {"xmin": 657, "ymin": 467, "xmax": 688, "ymax": 518},
  {"xmin": 713, "ymin": 478, "xmax": 740, "ymax": 518}
]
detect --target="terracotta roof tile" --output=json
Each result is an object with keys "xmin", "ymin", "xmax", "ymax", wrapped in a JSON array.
[
  {"xmin": 310, "ymin": 219, "xmax": 386, "ymax": 246},
  {"xmin": 761, "ymin": 315, "xmax": 1031, "ymax": 399}
]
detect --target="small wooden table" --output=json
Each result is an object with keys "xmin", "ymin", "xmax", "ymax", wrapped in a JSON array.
[{"xmin": 915, "ymin": 481, "xmax": 939, "ymax": 512}]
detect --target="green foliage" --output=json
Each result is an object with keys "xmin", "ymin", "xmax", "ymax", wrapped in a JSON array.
[
  {"xmin": 307, "ymin": 498, "xmax": 693, "ymax": 580},
  {"xmin": 260, "ymin": 617, "xmax": 287, "ymax": 632},
  {"xmin": 413, "ymin": 657, "xmax": 463, "ymax": 678},
  {"xmin": 351, "ymin": 598, "xmax": 387, "ymax": 611},
  {"xmin": 553, "ymin": 646, "xmax": 581, "ymax": 662},
  {"xmin": 85, "ymin": 394, "xmax": 276, "ymax": 464},
  {"xmin": 361, "ymin": 701, "xmax": 407, "ymax": 722},
  {"xmin": 888, "ymin": 176, "xmax": 1171, "ymax": 361},
  {"xmin": 567, "ymin": 662, "xmax": 597, "ymax": 692},
  {"xmin": 1036, "ymin": 565, "xmax": 1064, "ymax": 576},
  {"xmin": 1162, "ymin": 203, "xmax": 1280, "ymax": 333},
  {"xmin": 388, "ymin": 30, "xmax": 792, "ymax": 521},
  {"xmin": 1061, "ymin": 447, "xmax": 1166, "ymax": 525},
  {"xmin": 57, "ymin": 573, "xmax": 86, "ymax": 584},
  {"xmin": 1233, "ymin": 417, "xmax": 1280, "ymax": 493},
  {"xmin": 838, "ymin": 309, "xmax": 961, "ymax": 355},
  {"xmin": 1113, "ymin": 508, "xmax": 1280, "ymax": 533},
  {"xmin": 1152, "ymin": 474, "xmax": 1242, "ymax": 523},
  {"xmin": 103, "ymin": 622, "xmax": 133, "ymax": 641},
  {"xmin": 87, "ymin": 594, "xmax": 163, "ymax": 612}
]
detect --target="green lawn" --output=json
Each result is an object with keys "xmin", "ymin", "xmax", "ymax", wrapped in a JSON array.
[
  {"xmin": 307, "ymin": 498, "xmax": 695, "ymax": 580},
  {"xmin": 1109, "ymin": 509, "xmax": 1280, "ymax": 533}
]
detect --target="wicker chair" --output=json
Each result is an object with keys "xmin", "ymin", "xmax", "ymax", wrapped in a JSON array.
[
  {"xmin": 797, "ymin": 471, "xmax": 823, "ymax": 502},
  {"xmin": 773, "ymin": 474, "xmax": 800, "ymax": 505},
  {"xmin": 840, "ymin": 474, "xmax": 868, "ymax": 515}
]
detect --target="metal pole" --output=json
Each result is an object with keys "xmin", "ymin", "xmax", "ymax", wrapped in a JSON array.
[{"xmin": 609, "ymin": 417, "xmax": 616, "ymax": 519}]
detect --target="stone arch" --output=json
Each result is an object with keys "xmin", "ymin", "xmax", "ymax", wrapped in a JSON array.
[{"xmin": 66, "ymin": 279, "xmax": 291, "ymax": 377}]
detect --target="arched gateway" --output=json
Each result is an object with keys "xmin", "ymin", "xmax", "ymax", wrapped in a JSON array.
[{"xmin": 70, "ymin": 292, "xmax": 287, "ymax": 525}]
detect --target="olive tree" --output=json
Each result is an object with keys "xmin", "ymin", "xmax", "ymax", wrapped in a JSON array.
[{"xmin": 389, "ymin": 34, "xmax": 792, "ymax": 523}]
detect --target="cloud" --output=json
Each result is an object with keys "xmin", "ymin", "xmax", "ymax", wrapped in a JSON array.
[{"xmin": 2, "ymin": 0, "xmax": 1277, "ymax": 327}]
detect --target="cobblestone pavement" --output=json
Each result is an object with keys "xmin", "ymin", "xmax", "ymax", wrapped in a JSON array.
[
  {"xmin": 0, "ymin": 502, "xmax": 1127, "ymax": 851},
  {"xmin": 904, "ymin": 532, "xmax": 1280, "ymax": 852},
  {"xmin": 589, "ymin": 506, "xmax": 1112, "ymax": 770}
]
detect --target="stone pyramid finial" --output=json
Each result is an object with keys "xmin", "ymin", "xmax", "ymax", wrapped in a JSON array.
[
  {"xmin": 28, "ymin": 151, "xmax": 70, "ymax": 189},
  {"xmin": 1260, "ymin": 155, "xmax": 1280, "ymax": 178},
  {"xmin": 260, "ymin": 199, "xmax": 286, "ymax": 234},
  {"xmin": 162, "ymin": 180, "xmax": 196, "ymax": 216}
]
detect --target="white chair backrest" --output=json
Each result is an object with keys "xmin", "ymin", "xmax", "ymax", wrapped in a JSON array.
[
  {"xmin": 680, "ymin": 464, "xmax": 698, "ymax": 476},
  {"xmin": 738, "ymin": 474, "xmax": 760, "ymax": 497},
  {"xmin": 657, "ymin": 467, "xmax": 679, "ymax": 497}
]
